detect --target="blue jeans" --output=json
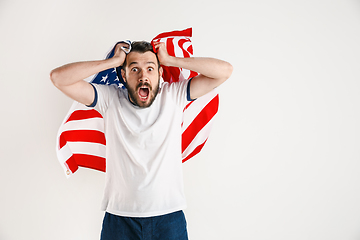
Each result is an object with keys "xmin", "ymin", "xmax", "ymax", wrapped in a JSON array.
[{"xmin": 100, "ymin": 211, "xmax": 188, "ymax": 240}]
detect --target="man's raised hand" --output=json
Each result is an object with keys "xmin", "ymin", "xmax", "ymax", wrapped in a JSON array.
[
  {"xmin": 153, "ymin": 41, "xmax": 173, "ymax": 67},
  {"xmin": 113, "ymin": 42, "xmax": 130, "ymax": 67}
]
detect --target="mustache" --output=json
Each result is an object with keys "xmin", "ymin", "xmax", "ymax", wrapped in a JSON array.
[{"xmin": 136, "ymin": 82, "xmax": 152, "ymax": 90}]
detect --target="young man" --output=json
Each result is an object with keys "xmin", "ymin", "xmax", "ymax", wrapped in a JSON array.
[{"xmin": 51, "ymin": 41, "xmax": 232, "ymax": 240}]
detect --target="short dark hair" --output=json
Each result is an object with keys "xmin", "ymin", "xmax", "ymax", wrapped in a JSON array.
[{"xmin": 122, "ymin": 41, "xmax": 160, "ymax": 69}]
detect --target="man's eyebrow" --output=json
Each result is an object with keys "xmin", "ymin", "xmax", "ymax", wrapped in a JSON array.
[
  {"xmin": 129, "ymin": 62, "xmax": 138, "ymax": 67},
  {"xmin": 129, "ymin": 61, "xmax": 156, "ymax": 67}
]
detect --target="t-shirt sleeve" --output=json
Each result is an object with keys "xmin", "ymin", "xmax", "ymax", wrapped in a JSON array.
[
  {"xmin": 88, "ymin": 83, "xmax": 118, "ymax": 115},
  {"xmin": 86, "ymin": 83, "xmax": 98, "ymax": 108},
  {"xmin": 186, "ymin": 78, "xmax": 196, "ymax": 102},
  {"xmin": 164, "ymin": 78, "xmax": 195, "ymax": 109}
]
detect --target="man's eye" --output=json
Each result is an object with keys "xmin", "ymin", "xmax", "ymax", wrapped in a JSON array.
[
  {"xmin": 148, "ymin": 67, "xmax": 154, "ymax": 71},
  {"xmin": 131, "ymin": 68, "xmax": 138, "ymax": 72}
]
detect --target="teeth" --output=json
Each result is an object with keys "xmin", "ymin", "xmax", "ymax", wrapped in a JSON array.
[{"xmin": 139, "ymin": 86, "xmax": 149, "ymax": 100}]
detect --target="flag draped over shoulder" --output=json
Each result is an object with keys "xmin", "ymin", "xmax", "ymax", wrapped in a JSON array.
[{"xmin": 56, "ymin": 28, "xmax": 219, "ymax": 177}]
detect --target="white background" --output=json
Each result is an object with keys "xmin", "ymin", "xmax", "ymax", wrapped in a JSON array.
[{"xmin": 1, "ymin": 0, "xmax": 360, "ymax": 239}]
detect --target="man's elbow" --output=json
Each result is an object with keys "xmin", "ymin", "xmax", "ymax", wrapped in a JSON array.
[
  {"xmin": 226, "ymin": 62, "xmax": 233, "ymax": 78},
  {"xmin": 50, "ymin": 68, "xmax": 62, "ymax": 88},
  {"xmin": 220, "ymin": 62, "xmax": 233, "ymax": 83}
]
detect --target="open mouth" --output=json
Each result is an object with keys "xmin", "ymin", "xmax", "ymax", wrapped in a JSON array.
[{"xmin": 138, "ymin": 86, "xmax": 150, "ymax": 101}]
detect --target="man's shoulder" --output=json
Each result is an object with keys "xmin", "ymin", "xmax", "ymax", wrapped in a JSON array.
[
  {"xmin": 91, "ymin": 83, "xmax": 128, "ymax": 104},
  {"xmin": 160, "ymin": 79, "xmax": 189, "ymax": 90},
  {"xmin": 158, "ymin": 79, "xmax": 193, "ymax": 104}
]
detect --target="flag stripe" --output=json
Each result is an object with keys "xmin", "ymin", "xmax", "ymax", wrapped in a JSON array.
[
  {"xmin": 182, "ymin": 139, "xmax": 207, "ymax": 163},
  {"xmin": 74, "ymin": 154, "xmax": 106, "ymax": 172},
  {"xmin": 182, "ymin": 115, "xmax": 215, "ymax": 158},
  {"xmin": 65, "ymin": 155, "xmax": 80, "ymax": 174},
  {"xmin": 67, "ymin": 142, "xmax": 106, "ymax": 158},
  {"xmin": 178, "ymin": 39, "xmax": 191, "ymax": 58},
  {"xmin": 65, "ymin": 109, "xmax": 103, "ymax": 123},
  {"xmin": 182, "ymin": 95, "xmax": 219, "ymax": 152},
  {"xmin": 60, "ymin": 118, "xmax": 104, "ymax": 132},
  {"xmin": 59, "ymin": 130, "xmax": 106, "ymax": 149},
  {"xmin": 152, "ymin": 28, "xmax": 192, "ymax": 40},
  {"xmin": 182, "ymin": 90, "xmax": 218, "ymax": 130},
  {"xmin": 166, "ymin": 38, "xmax": 176, "ymax": 57}
]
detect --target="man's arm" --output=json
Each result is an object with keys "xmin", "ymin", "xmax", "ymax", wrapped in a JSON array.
[
  {"xmin": 153, "ymin": 42, "xmax": 233, "ymax": 99},
  {"xmin": 50, "ymin": 43, "xmax": 128, "ymax": 105}
]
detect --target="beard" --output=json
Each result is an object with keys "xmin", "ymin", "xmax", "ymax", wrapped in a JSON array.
[{"xmin": 127, "ymin": 80, "xmax": 160, "ymax": 108}]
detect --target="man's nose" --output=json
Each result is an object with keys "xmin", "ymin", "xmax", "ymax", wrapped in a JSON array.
[{"xmin": 139, "ymin": 70, "xmax": 149, "ymax": 82}]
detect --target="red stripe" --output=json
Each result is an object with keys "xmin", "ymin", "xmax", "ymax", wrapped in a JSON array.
[
  {"xmin": 65, "ymin": 154, "xmax": 106, "ymax": 174},
  {"xmin": 59, "ymin": 130, "xmax": 106, "ymax": 149},
  {"xmin": 182, "ymin": 139, "xmax": 207, "ymax": 163},
  {"xmin": 65, "ymin": 109, "xmax": 103, "ymax": 123},
  {"xmin": 65, "ymin": 155, "xmax": 79, "ymax": 174},
  {"xmin": 152, "ymin": 28, "xmax": 192, "ymax": 40},
  {"xmin": 74, "ymin": 154, "xmax": 106, "ymax": 172},
  {"xmin": 186, "ymin": 44, "xmax": 193, "ymax": 55},
  {"xmin": 166, "ymin": 38, "xmax": 175, "ymax": 56},
  {"xmin": 182, "ymin": 95, "xmax": 219, "ymax": 152}
]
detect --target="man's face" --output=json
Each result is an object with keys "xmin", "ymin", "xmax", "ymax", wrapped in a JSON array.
[{"xmin": 121, "ymin": 51, "xmax": 163, "ymax": 108}]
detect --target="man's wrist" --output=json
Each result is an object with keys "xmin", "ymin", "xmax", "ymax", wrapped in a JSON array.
[
  {"xmin": 106, "ymin": 57, "xmax": 123, "ymax": 68},
  {"xmin": 165, "ymin": 56, "xmax": 178, "ymax": 67}
]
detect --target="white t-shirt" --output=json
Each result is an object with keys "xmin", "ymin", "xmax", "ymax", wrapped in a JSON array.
[{"xmin": 91, "ymin": 79, "xmax": 191, "ymax": 217}]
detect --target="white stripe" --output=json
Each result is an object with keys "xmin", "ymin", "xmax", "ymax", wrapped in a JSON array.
[
  {"xmin": 56, "ymin": 143, "xmax": 73, "ymax": 178},
  {"xmin": 172, "ymin": 38, "xmax": 184, "ymax": 58},
  {"xmin": 66, "ymin": 141, "xmax": 106, "ymax": 158},
  {"xmin": 181, "ymin": 69, "xmax": 190, "ymax": 80},
  {"xmin": 182, "ymin": 40, "xmax": 192, "ymax": 53},
  {"xmin": 61, "ymin": 118, "xmax": 104, "ymax": 132}
]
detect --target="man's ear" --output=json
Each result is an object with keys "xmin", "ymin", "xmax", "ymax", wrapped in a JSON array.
[
  {"xmin": 159, "ymin": 66, "xmax": 163, "ymax": 78},
  {"xmin": 121, "ymin": 68, "xmax": 126, "ymax": 83}
]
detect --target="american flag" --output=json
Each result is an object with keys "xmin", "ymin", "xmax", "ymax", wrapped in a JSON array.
[{"xmin": 56, "ymin": 28, "xmax": 219, "ymax": 177}]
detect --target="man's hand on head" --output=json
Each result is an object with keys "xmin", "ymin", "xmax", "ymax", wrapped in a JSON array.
[
  {"xmin": 113, "ymin": 42, "xmax": 130, "ymax": 67},
  {"xmin": 153, "ymin": 42, "xmax": 174, "ymax": 67}
]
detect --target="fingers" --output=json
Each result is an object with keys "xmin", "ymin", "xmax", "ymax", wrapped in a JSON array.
[
  {"xmin": 115, "ymin": 42, "xmax": 130, "ymax": 54},
  {"xmin": 153, "ymin": 42, "xmax": 167, "ymax": 55},
  {"xmin": 153, "ymin": 42, "xmax": 173, "ymax": 66},
  {"xmin": 152, "ymin": 41, "xmax": 162, "ymax": 54},
  {"xmin": 153, "ymin": 41, "xmax": 165, "ymax": 50}
]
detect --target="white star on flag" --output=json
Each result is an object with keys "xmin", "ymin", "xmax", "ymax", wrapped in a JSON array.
[{"xmin": 101, "ymin": 74, "xmax": 108, "ymax": 82}]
